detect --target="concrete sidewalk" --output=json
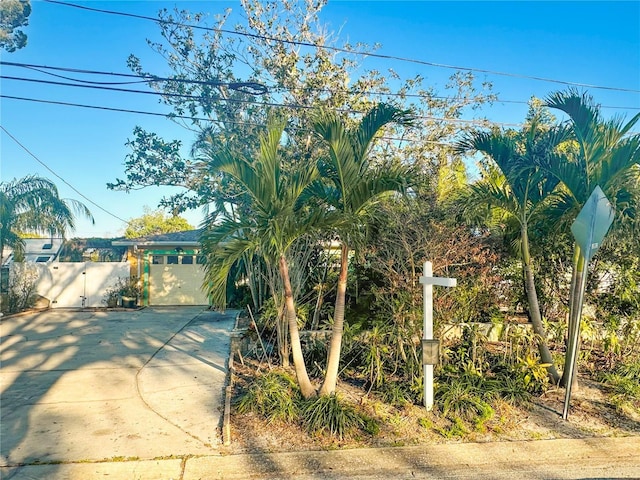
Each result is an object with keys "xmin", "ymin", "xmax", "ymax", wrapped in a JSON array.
[
  {"xmin": 3, "ymin": 436, "xmax": 639, "ymax": 479},
  {"xmin": 1, "ymin": 307, "xmax": 237, "ymax": 478}
]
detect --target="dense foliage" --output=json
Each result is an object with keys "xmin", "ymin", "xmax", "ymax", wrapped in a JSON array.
[
  {"xmin": 124, "ymin": 207, "xmax": 194, "ymax": 239},
  {"xmin": 0, "ymin": 175, "xmax": 93, "ymax": 265},
  {"xmin": 0, "ymin": 0, "xmax": 31, "ymax": 52},
  {"xmin": 114, "ymin": 1, "xmax": 639, "ymax": 436}
]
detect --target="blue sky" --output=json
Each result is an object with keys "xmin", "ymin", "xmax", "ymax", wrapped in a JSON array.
[{"xmin": 1, "ymin": 1, "xmax": 639, "ymax": 238}]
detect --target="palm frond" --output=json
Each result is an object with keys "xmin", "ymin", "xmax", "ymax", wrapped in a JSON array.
[
  {"xmin": 544, "ymin": 88, "xmax": 601, "ymax": 146},
  {"xmin": 599, "ymin": 135, "xmax": 640, "ymax": 192},
  {"xmin": 198, "ymin": 116, "xmax": 325, "ymax": 307},
  {"xmin": 353, "ymin": 103, "xmax": 414, "ymax": 162},
  {"xmin": 0, "ymin": 175, "xmax": 92, "ymax": 242}
]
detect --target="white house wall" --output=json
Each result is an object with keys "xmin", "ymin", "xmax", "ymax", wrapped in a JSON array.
[
  {"xmin": 148, "ymin": 263, "xmax": 209, "ymax": 305},
  {"xmin": 25, "ymin": 262, "xmax": 130, "ymax": 308}
]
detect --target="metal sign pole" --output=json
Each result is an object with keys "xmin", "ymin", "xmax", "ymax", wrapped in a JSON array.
[
  {"xmin": 562, "ymin": 258, "xmax": 589, "ymax": 419},
  {"xmin": 563, "ymin": 186, "xmax": 614, "ymax": 419}
]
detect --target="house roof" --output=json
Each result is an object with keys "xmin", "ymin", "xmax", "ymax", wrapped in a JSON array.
[
  {"xmin": 57, "ymin": 238, "xmax": 127, "ymax": 262},
  {"xmin": 112, "ymin": 229, "xmax": 203, "ymax": 247},
  {"xmin": 1, "ymin": 237, "xmax": 65, "ymax": 266}
]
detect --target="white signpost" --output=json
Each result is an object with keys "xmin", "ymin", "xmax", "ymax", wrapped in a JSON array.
[{"xmin": 419, "ymin": 261, "xmax": 456, "ymax": 410}]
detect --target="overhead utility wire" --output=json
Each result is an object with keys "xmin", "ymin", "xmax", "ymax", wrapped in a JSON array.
[
  {"xmin": 269, "ymin": 85, "xmax": 640, "ymax": 111},
  {"xmin": 3, "ymin": 61, "xmax": 638, "ymax": 111},
  {"xmin": 22, "ymin": 64, "xmax": 152, "ymax": 85},
  {"xmin": 0, "ymin": 125, "xmax": 130, "ymax": 224},
  {"xmin": 1, "ymin": 75, "xmax": 524, "ymax": 126},
  {"xmin": 43, "ymin": 0, "xmax": 640, "ymax": 94},
  {"xmin": 0, "ymin": 60, "xmax": 268, "ymax": 95},
  {"xmin": 1, "ymin": 75, "xmax": 296, "ymax": 110},
  {"xmin": 0, "ymin": 95, "xmax": 459, "ymax": 145},
  {"xmin": 0, "ymin": 93, "xmax": 519, "ymax": 128}
]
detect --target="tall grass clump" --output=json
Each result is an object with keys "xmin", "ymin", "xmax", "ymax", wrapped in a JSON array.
[
  {"xmin": 301, "ymin": 393, "xmax": 370, "ymax": 439},
  {"xmin": 599, "ymin": 360, "xmax": 640, "ymax": 412},
  {"xmin": 235, "ymin": 370, "xmax": 301, "ymax": 423}
]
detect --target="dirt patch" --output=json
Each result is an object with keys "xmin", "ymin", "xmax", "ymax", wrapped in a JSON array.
[{"xmin": 222, "ymin": 363, "xmax": 640, "ymax": 455}]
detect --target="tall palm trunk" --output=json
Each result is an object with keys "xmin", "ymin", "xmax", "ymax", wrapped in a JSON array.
[
  {"xmin": 521, "ymin": 225, "xmax": 561, "ymax": 383},
  {"xmin": 275, "ymin": 297, "xmax": 290, "ymax": 367},
  {"xmin": 561, "ymin": 246, "xmax": 584, "ymax": 388},
  {"xmin": 279, "ymin": 255, "xmax": 316, "ymax": 399},
  {"xmin": 311, "ymin": 259, "xmax": 330, "ymax": 331},
  {"xmin": 320, "ymin": 242, "xmax": 348, "ymax": 395},
  {"xmin": 243, "ymin": 252, "xmax": 260, "ymax": 312}
]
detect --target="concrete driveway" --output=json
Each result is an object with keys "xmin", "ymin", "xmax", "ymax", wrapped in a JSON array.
[{"xmin": 0, "ymin": 307, "xmax": 236, "ymax": 473}]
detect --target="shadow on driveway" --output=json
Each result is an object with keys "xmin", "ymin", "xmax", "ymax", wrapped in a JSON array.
[{"xmin": 0, "ymin": 307, "xmax": 236, "ymax": 478}]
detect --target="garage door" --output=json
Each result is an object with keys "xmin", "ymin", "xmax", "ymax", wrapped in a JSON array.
[{"xmin": 148, "ymin": 254, "xmax": 209, "ymax": 305}]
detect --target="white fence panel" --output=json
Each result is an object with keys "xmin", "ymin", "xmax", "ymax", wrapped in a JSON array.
[{"xmin": 26, "ymin": 262, "xmax": 130, "ymax": 308}]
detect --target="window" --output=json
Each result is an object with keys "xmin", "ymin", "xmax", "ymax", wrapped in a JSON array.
[
  {"xmin": 152, "ymin": 255, "xmax": 164, "ymax": 265},
  {"xmin": 181, "ymin": 255, "xmax": 194, "ymax": 265},
  {"xmin": 167, "ymin": 255, "xmax": 179, "ymax": 265},
  {"xmin": 42, "ymin": 243, "xmax": 53, "ymax": 250},
  {"xmin": 35, "ymin": 256, "xmax": 50, "ymax": 263},
  {"xmin": 196, "ymin": 255, "xmax": 206, "ymax": 265}
]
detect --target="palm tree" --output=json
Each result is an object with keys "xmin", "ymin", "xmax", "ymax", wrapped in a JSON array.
[
  {"xmin": 311, "ymin": 103, "xmax": 415, "ymax": 395},
  {"xmin": 541, "ymin": 89, "xmax": 640, "ymax": 386},
  {"xmin": 456, "ymin": 117, "xmax": 571, "ymax": 383},
  {"xmin": 0, "ymin": 175, "xmax": 93, "ymax": 265},
  {"xmin": 199, "ymin": 116, "xmax": 323, "ymax": 399}
]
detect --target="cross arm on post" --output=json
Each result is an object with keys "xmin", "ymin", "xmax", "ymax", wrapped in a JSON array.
[{"xmin": 419, "ymin": 276, "xmax": 457, "ymax": 287}]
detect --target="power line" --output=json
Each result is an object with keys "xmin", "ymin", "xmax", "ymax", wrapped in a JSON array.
[
  {"xmin": 4, "ymin": 93, "xmax": 637, "ymax": 148},
  {"xmin": 0, "ymin": 93, "xmax": 304, "ymax": 132},
  {"xmin": 4, "ymin": 61, "xmax": 638, "ymax": 112},
  {"xmin": 0, "ymin": 60, "xmax": 268, "ymax": 95},
  {"xmin": 1, "ymin": 74, "xmax": 295, "ymax": 109},
  {"xmin": 0, "ymin": 93, "xmax": 521, "ymax": 128},
  {"xmin": 268, "ymin": 84, "xmax": 640, "ymax": 112},
  {"xmin": 0, "ymin": 125, "xmax": 130, "ymax": 225},
  {"xmin": 43, "ymin": 0, "xmax": 640, "ymax": 94},
  {"xmin": 0, "ymin": 95, "xmax": 463, "ymax": 146},
  {"xmin": 21, "ymin": 65, "xmax": 152, "ymax": 86},
  {"xmin": 2, "ymin": 75, "xmax": 526, "ymax": 125}
]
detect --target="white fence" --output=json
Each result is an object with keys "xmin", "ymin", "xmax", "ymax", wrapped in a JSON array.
[{"xmin": 12, "ymin": 262, "xmax": 130, "ymax": 308}]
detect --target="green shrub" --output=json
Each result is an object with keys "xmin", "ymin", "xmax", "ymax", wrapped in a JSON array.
[
  {"xmin": 102, "ymin": 276, "xmax": 142, "ymax": 307},
  {"xmin": 375, "ymin": 381, "xmax": 413, "ymax": 407},
  {"xmin": 301, "ymin": 393, "xmax": 365, "ymax": 440},
  {"xmin": 495, "ymin": 373, "xmax": 532, "ymax": 405},
  {"xmin": 436, "ymin": 416, "xmax": 470, "ymax": 438},
  {"xmin": 437, "ymin": 380, "xmax": 494, "ymax": 425},
  {"xmin": 1, "ymin": 264, "xmax": 38, "ymax": 314},
  {"xmin": 515, "ymin": 354, "xmax": 551, "ymax": 395},
  {"xmin": 599, "ymin": 359, "xmax": 640, "ymax": 411},
  {"xmin": 615, "ymin": 360, "xmax": 640, "ymax": 381},
  {"xmin": 303, "ymin": 336, "xmax": 327, "ymax": 378},
  {"xmin": 235, "ymin": 370, "xmax": 301, "ymax": 423},
  {"xmin": 360, "ymin": 323, "xmax": 390, "ymax": 389},
  {"xmin": 361, "ymin": 414, "xmax": 381, "ymax": 436},
  {"xmin": 258, "ymin": 296, "xmax": 310, "ymax": 332}
]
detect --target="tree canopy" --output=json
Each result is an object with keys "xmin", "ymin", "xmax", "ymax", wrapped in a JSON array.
[
  {"xmin": 0, "ymin": 175, "xmax": 93, "ymax": 264},
  {"xmin": 124, "ymin": 207, "xmax": 194, "ymax": 239},
  {"xmin": 108, "ymin": 0, "xmax": 493, "ymax": 215},
  {"xmin": 108, "ymin": 1, "xmax": 640, "ymax": 413},
  {"xmin": 0, "ymin": 0, "xmax": 31, "ymax": 52}
]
